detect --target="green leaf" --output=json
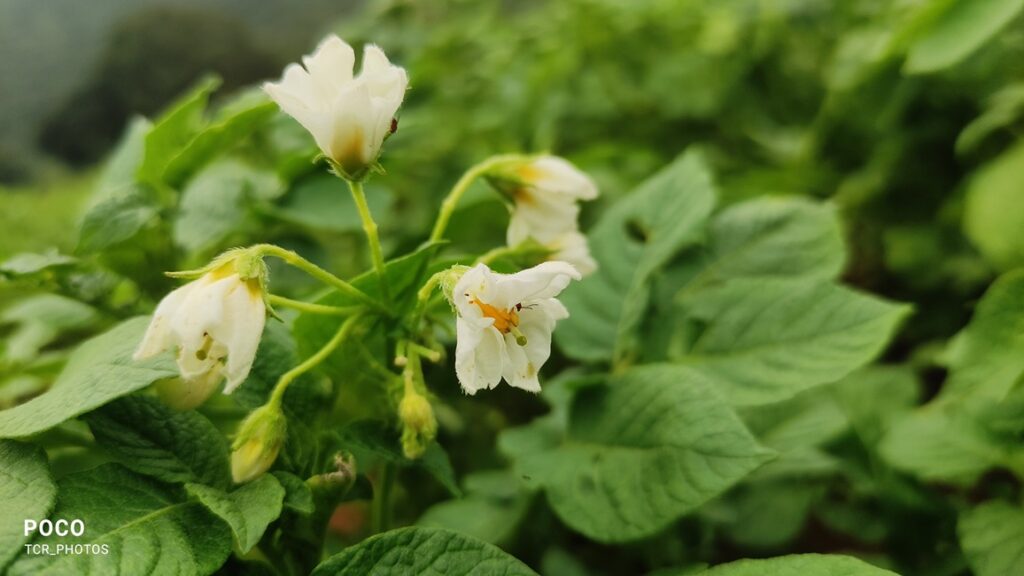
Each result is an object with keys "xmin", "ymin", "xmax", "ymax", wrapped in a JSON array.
[
  {"xmin": 186, "ymin": 474, "xmax": 285, "ymax": 553},
  {"xmin": 0, "ymin": 317, "xmax": 178, "ymax": 438},
  {"xmin": 904, "ymin": 0, "xmax": 1024, "ymax": 74},
  {"xmin": 272, "ymin": 471, "xmax": 314, "ymax": 515},
  {"xmin": 515, "ymin": 364, "xmax": 773, "ymax": 543},
  {"xmin": 310, "ymin": 526, "xmax": 538, "ymax": 576},
  {"xmin": 0, "ymin": 441, "xmax": 57, "ymax": 572},
  {"xmin": 173, "ymin": 159, "xmax": 283, "ymax": 253},
  {"xmin": 0, "ymin": 249, "xmax": 76, "ymax": 278},
  {"xmin": 963, "ymin": 142, "xmax": 1024, "ymax": 271},
  {"xmin": 556, "ymin": 150, "xmax": 717, "ymax": 363},
  {"xmin": 679, "ymin": 278, "xmax": 910, "ymax": 405},
  {"xmin": 274, "ymin": 173, "xmax": 392, "ymax": 232},
  {"xmin": 337, "ymin": 420, "xmax": 461, "ymax": 496},
  {"xmin": 957, "ymin": 83, "xmax": 1024, "ymax": 154},
  {"xmin": 9, "ymin": 464, "xmax": 232, "ymax": 576},
  {"xmin": 702, "ymin": 554, "xmax": 898, "ymax": 575},
  {"xmin": 879, "ymin": 406, "xmax": 1024, "ymax": 484},
  {"xmin": 163, "ymin": 96, "xmax": 277, "ymax": 186},
  {"xmin": 832, "ymin": 366, "xmax": 920, "ymax": 448},
  {"xmin": 85, "ymin": 395, "xmax": 231, "ymax": 488},
  {"xmin": 959, "ymin": 501, "xmax": 1024, "ymax": 576},
  {"xmin": 689, "ymin": 197, "xmax": 846, "ymax": 291},
  {"xmin": 417, "ymin": 470, "xmax": 532, "ymax": 544},
  {"xmin": 1, "ymin": 294, "xmax": 98, "ymax": 363},
  {"xmin": 76, "ymin": 187, "xmax": 160, "ymax": 254},
  {"xmin": 94, "ymin": 117, "xmax": 151, "ymax": 201},
  {"xmin": 137, "ymin": 76, "xmax": 221, "ymax": 185},
  {"xmin": 944, "ymin": 268, "xmax": 1024, "ymax": 402}
]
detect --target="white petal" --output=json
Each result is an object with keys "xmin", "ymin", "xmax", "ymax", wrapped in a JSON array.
[
  {"xmin": 216, "ymin": 281, "xmax": 266, "ymax": 394},
  {"xmin": 327, "ymin": 82, "xmax": 377, "ymax": 167},
  {"xmin": 549, "ymin": 230, "xmax": 597, "ymax": 277},
  {"xmin": 134, "ymin": 282, "xmax": 192, "ymax": 360},
  {"xmin": 455, "ymin": 318, "xmax": 504, "ymax": 395},
  {"xmin": 492, "ymin": 261, "xmax": 581, "ymax": 309},
  {"xmin": 302, "ymin": 35, "xmax": 355, "ymax": 98},
  {"xmin": 501, "ymin": 333, "xmax": 541, "ymax": 393},
  {"xmin": 527, "ymin": 156, "xmax": 598, "ymax": 200},
  {"xmin": 452, "ymin": 264, "xmax": 497, "ymax": 318},
  {"xmin": 507, "ymin": 193, "xmax": 580, "ymax": 246}
]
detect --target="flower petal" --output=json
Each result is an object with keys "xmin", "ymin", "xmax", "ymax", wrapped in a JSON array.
[
  {"xmin": 501, "ymin": 333, "xmax": 541, "ymax": 393},
  {"xmin": 492, "ymin": 261, "xmax": 581, "ymax": 309},
  {"xmin": 217, "ymin": 281, "xmax": 266, "ymax": 394},
  {"xmin": 302, "ymin": 35, "xmax": 355, "ymax": 97},
  {"xmin": 134, "ymin": 281, "xmax": 192, "ymax": 360}
]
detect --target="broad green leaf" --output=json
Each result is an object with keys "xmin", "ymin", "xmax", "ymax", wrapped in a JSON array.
[
  {"xmin": 163, "ymin": 96, "xmax": 277, "ymax": 186},
  {"xmin": 688, "ymin": 197, "xmax": 846, "ymax": 291},
  {"xmin": 879, "ymin": 406, "xmax": 1024, "ymax": 484},
  {"xmin": 1, "ymin": 294, "xmax": 98, "ymax": 363},
  {"xmin": 274, "ymin": 173, "xmax": 392, "ymax": 232},
  {"xmin": 556, "ymin": 150, "xmax": 716, "ymax": 363},
  {"xmin": 85, "ymin": 395, "xmax": 231, "ymax": 488},
  {"xmin": 76, "ymin": 187, "xmax": 160, "ymax": 254},
  {"xmin": 0, "ymin": 317, "xmax": 178, "ymax": 438},
  {"xmin": 516, "ymin": 364, "xmax": 773, "ymax": 542},
  {"xmin": 702, "ymin": 554, "xmax": 898, "ymax": 575},
  {"xmin": 9, "ymin": 464, "xmax": 232, "ymax": 576},
  {"xmin": 715, "ymin": 479, "xmax": 822, "ymax": 549},
  {"xmin": 186, "ymin": 474, "xmax": 285, "ymax": 553},
  {"xmin": 337, "ymin": 421, "xmax": 460, "ymax": 496},
  {"xmin": 417, "ymin": 470, "xmax": 532, "ymax": 544},
  {"xmin": 0, "ymin": 249, "xmax": 76, "ymax": 278},
  {"xmin": 173, "ymin": 159, "xmax": 283, "ymax": 253},
  {"xmin": 310, "ymin": 526, "xmax": 537, "ymax": 576},
  {"xmin": 959, "ymin": 501, "xmax": 1024, "ymax": 576},
  {"xmin": 904, "ymin": 0, "xmax": 1024, "ymax": 74},
  {"xmin": 137, "ymin": 76, "xmax": 221, "ymax": 185},
  {"xmin": 679, "ymin": 278, "xmax": 910, "ymax": 405},
  {"xmin": 963, "ymin": 142, "xmax": 1024, "ymax": 271},
  {"xmin": 93, "ymin": 117, "xmax": 151, "ymax": 204},
  {"xmin": 0, "ymin": 441, "xmax": 57, "ymax": 572}
]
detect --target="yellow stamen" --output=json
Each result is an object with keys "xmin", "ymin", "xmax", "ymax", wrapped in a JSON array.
[{"xmin": 473, "ymin": 300, "xmax": 520, "ymax": 334}]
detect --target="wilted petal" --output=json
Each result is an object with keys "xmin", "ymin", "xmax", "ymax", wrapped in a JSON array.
[{"xmin": 134, "ymin": 282, "xmax": 193, "ymax": 360}]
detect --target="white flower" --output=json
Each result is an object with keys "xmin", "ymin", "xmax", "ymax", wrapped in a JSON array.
[
  {"xmin": 499, "ymin": 156, "xmax": 599, "ymax": 275},
  {"xmin": 263, "ymin": 35, "xmax": 408, "ymax": 176},
  {"xmin": 452, "ymin": 262, "xmax": 580, "ymax": 394},
  {"xmin": 134, "ymin": 266, "xmax": 266, "ymax": 399}
]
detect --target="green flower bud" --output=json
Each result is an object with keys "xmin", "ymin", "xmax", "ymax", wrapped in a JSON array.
[
  {"xmin": 399, "ymin": 391, "xmax": 437, "ymax": 459},
  {"xmin": 231, "ymin": 403, "xmax": 287, "ymax": 484}
]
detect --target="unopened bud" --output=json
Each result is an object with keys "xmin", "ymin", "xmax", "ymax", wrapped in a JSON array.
[
  {"xmin": 231, "ymin": 403, "xmax": 287, "ymax": 483},
  {"xmin": 399, "ymin": 392, "xmax": 437, "ymax": 459}
]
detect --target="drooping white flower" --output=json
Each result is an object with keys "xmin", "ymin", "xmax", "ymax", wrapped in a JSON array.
[
  {"xmin": 452, "ymin": 262, "xmax": 580, "ymax": 394},
  {"xmin": 494, "ymin": 156, "xmax": 599, "ymax": 275},
  {"xmin": 263, "ymin": 35, "xmax": 408, "ymax": 177},
  {"xmin": 134, "ymin": 265, "xmax": 267, "ymax": 402}
]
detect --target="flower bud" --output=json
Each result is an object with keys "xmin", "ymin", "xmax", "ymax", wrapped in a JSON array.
[
  {"xmin": 231, "ymin": 403, "xmax": 287, "ymax": 483},
  {"xmin": 399, "ymin": 391, "xmax": 437, "ymax": 459}
]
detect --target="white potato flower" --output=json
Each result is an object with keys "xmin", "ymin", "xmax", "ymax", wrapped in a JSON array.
[
  {"xmin": 134, "ymin": 265, "xmax": 267, "ymax": 403},
  {"xmin": 452, "ymin": 262, "xmax": 580, "ymax": 394},
  {"xmin": 263, "ymin": 35, "xmax": 408, "ymax": 177},
  {"xmin": 496, "ymin": 156, "xmax": 599, "ymax": 275}
]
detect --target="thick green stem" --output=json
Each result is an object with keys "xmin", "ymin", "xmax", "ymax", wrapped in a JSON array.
[
  {"xmin": 268, "ymin": 314, "xmax": 362, "ymax": 408},
  {"xmin": 347, "ymin": 180, "xmax": 390, "ymax": 304},
  {"xmin": 429, "ymin": 154, "xmax": 525, "ymax": 243},
  {"xmin": 267, "ymin": 294, "xmax": 362, "ymax": 316},
  {"xmin": 254, "ymin": 244, "xmax": 386, "ymax": 314}
]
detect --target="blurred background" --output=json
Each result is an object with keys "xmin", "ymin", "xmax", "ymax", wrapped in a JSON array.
[{"xmin": 1, "ymin": 0, "xmax": 1023, "ymax": 572}]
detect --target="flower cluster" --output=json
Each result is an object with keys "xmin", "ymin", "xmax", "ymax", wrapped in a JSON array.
[
  {"xmin": 489, "ymin": 155, "xmax": 599, "ymax": 275},
  {"xmin": 134, "ymin": 34, "xmax": 596, "ymax": 482}
]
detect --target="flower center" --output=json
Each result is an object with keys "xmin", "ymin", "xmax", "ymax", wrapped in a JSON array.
[{"xmin": 473, "ymin": 301, "xmax": 520, "ymax": 334}]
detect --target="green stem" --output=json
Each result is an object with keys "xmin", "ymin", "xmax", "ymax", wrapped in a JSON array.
[
  {"xmin": 269, "ymin": 314, "xmax": 362, "ymax": 407},
  {"xmin": 429, "ymin": 154, "xmax": 524, "ymax": 243},
  {"xmin": 371, "ymin": 462, "xmax": 396, "ymax": 534},
  {"xmin": 254, "ymin": 244, "xmax": 386, "ymax": 314},
  {"xmin": 347, "ymin": 180, "xmax": 390, "ymax": 304},
  {"xmin": 267, "ymin": 294, "xmax": 362, "ymax": 316}
]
